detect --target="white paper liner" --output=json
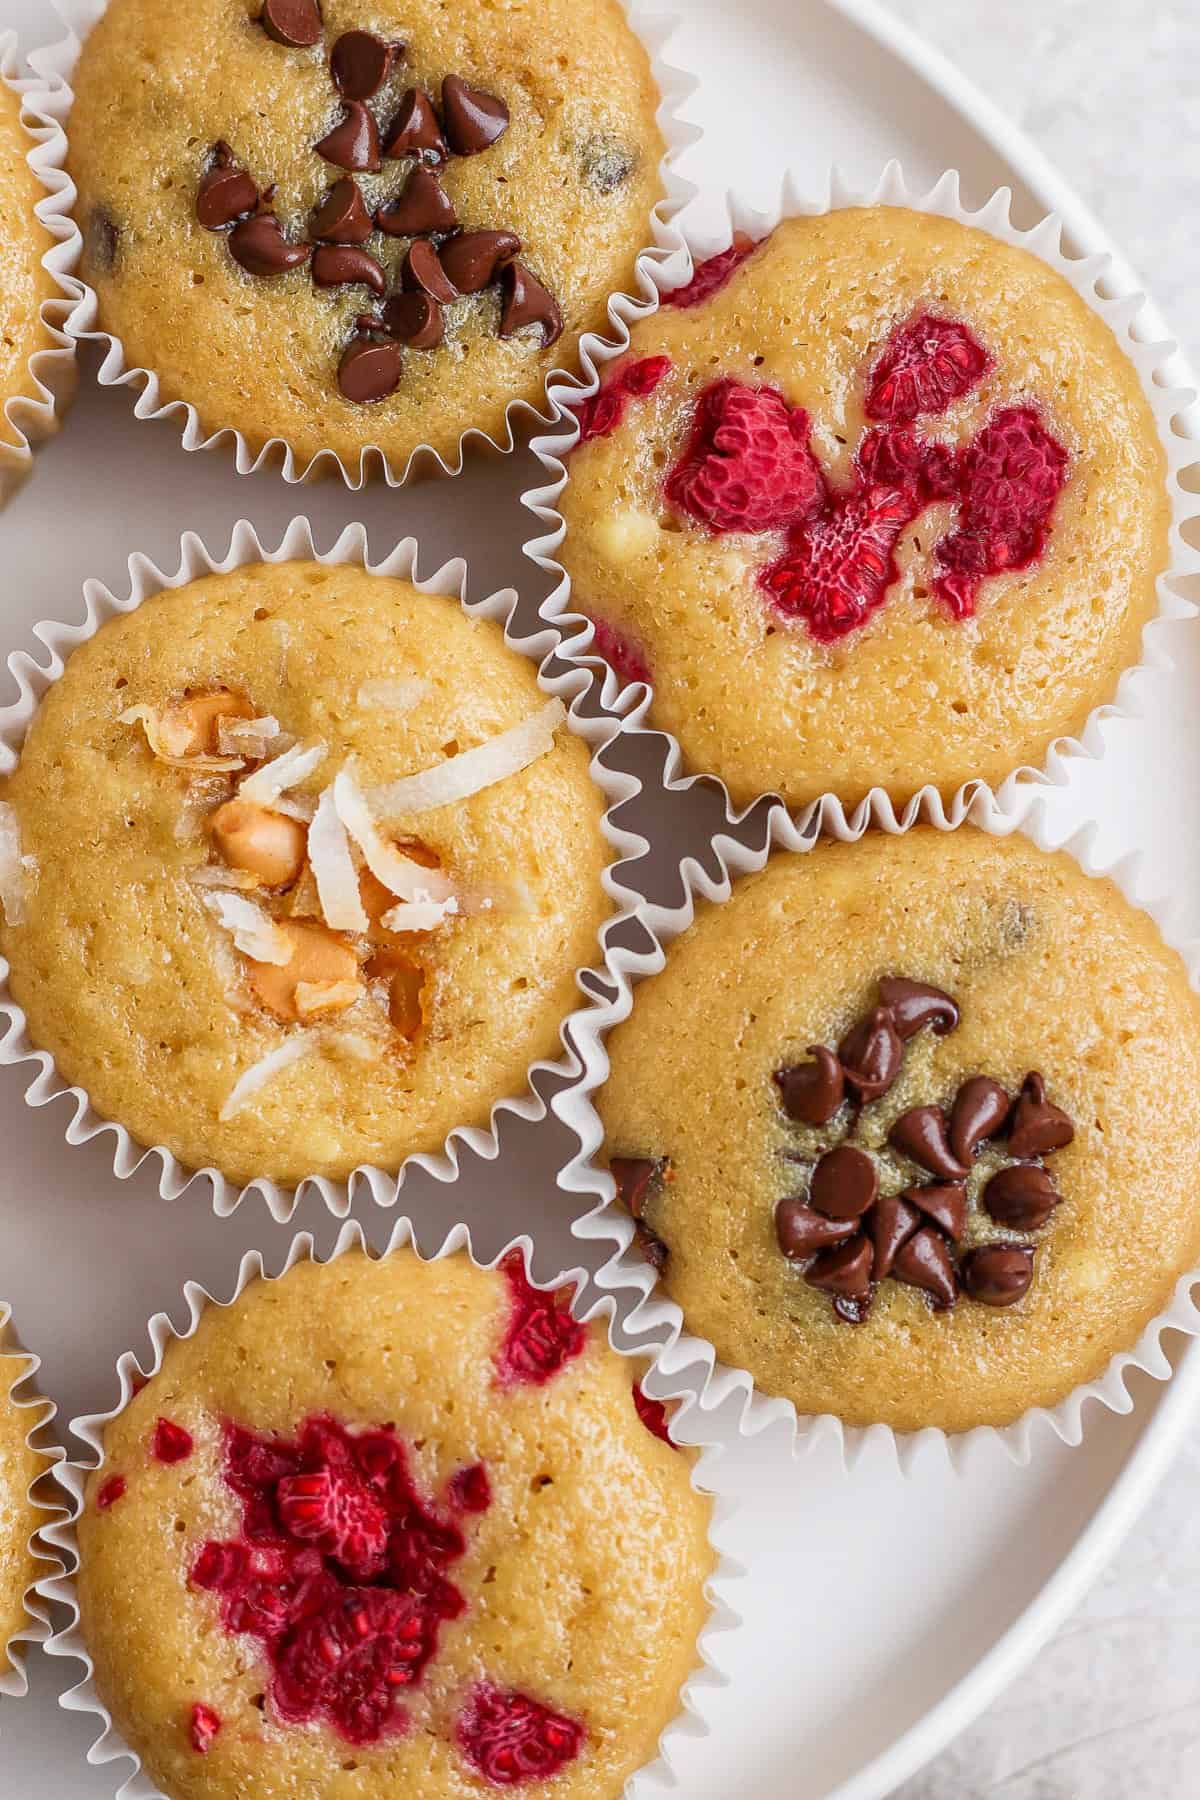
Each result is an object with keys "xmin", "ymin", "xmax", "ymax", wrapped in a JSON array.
[
  {"xmin": 38, "ymin": 1218, "xmax": 740, "ymax": 1797},
  {"xmin": 0, "ymin": 1302, "xmax": 65, "ymax": 1709},
  {"xmin": 24, "ymin": 0, "xmax": 701, "ymax": 489},
  {"xmin": 550, "ymin": 784, "xmax": 1200, "ymax": 1471},
  {"xmin": 0, "ymin": 516, "xmax": 653, "ymax": 1221},
  {"xmin": 523, "ymin": 162, "xmax": 1200, "ymax": 822},
  {"xmin": 0, "ymin": 30, "xmax": 78, "ymax": 506}
]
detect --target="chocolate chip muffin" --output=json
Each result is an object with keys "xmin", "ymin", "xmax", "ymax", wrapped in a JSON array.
[
  {"xmin": 557, "ymin": 208, "xmax": 1169, "ymax": 809},
  {"xmin": 67, "ymin": 0, "xmax": 665, "ymax": 470},
  {"xmin": 0, "ymin": 67, "xmax": 65, "ymax": 492},
  {"xmin": 76, "ymin": 1246, "xmax": 714, "ymax": 1797},
  {"xmin": 597, "ymin": 827, "xmax": 1200, "ymax": 1433}
]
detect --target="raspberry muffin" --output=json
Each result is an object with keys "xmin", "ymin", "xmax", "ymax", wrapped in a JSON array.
[
  {"xmin": 597, "ymin": 827, "xmax": 1200, "ymax": 1433},
  {"xmin": 0, "ymin": 66, "xmax": 66, "ymax": 493},
  {"xmin": 76, "ymin": 1246, "xmax": 714, "ymax": 1797},
  {"xmin": 67, "ymin": 0, "xmax": 665, "ymax": 471},
  {"xmin": 0, "ymin": 1322, "xmax": 46, "ymax": 1677},
  {"xmin": 0, "ymin": 562, "xmax": 612, "ymax": 1186},
  {"xmin": 558, "ymin": 208, "xmax": 1169, "ymax": 809}
]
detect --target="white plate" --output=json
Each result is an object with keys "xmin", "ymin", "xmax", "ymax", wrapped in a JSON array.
[{"xmin": 2, "ymin": 1, "xmax": 1199, "ymax": 1797}]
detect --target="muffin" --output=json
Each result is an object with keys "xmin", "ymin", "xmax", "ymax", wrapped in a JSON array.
[
  {"xmin": 596, "ymin": 827, "xmax": 1200, "ymax": 1433},
  {"xmin": 0, "ymin": 64, "xmax": 66, "ymax": 493},
  {"xmin": 0, "ymin": 1321, "xmax": 46, "ymax": 1678},
  {"xmin": 66, "ymin": 0, "xmax": 665, "ymax": 471},
  {"xmin": 0, "ymin": 561, "xmax": 613, "ymax": 1186},
  {"xmin": 557, "ymin": 208, "xmax": 1169, "ymax": 809},
  {"xmin": 75, "ymin": 1245, "xmax": 714, "ymax": 1797}
]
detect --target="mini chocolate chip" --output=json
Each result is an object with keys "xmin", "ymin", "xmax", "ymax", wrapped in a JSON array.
[
  {"xmin": 774, "ymin": 1197, "xmax": 855, "ymax": 1261},
  {"xmin": 809, "ymin": 1144, "xmax": 878, "ymax": 1221},
  {"xmin": 983, "ymin": 1163, "xmax": 1060, "ymax": 1231},
  {"xmin": 949, "ymin": 1075, "xmax": 1011, "ymax": 1165},
  {"xmin": 634, "ymin": 1220, "xmax": 669, "ymax": 1273},
  {"xmin": 892, "ymin": 1227, "xmax": 958, "ymax": 1309},
  {"xmin": 229, "ymin": 214, "xmax": 311, "ymax": 277},
  {"xmin": 877, "ymin": 976, "xmax": 960, "ymax": 1040},
  {"xmin": 338, "ymin": 334, "xmax": 402, "ymax": 403},
  {"xmin": 86, "ymin": 207, "xmax": 120, "ymax": 273},
  {"xmin": 500, "ymin": 260, "xmax": 563, "ymax": 346},
  {"xmin": 904, "ymin": 1180, "xmax": 966, "ymax": 1242},
  {"xmin": 868, "ymin": 1194, "xmax": 920, "ymax": 1282},
  {"xmin": 197, "ymin": 148, "xmax": 258, "ymax": 230},
  {"xmin": 838, "ymin": 1005, "xmax": 902, "ymax": 1103},
  {"xmin": 773, "ymin": 1047, "xmax": 844, "ymax": 1126},
  {"xmin": 316, "ymin": 101, "xmax": 381, "ymax": 173},
  {"xmin": 441, "ymin": 74, "xmax": 510, "ymax": 155},
  {"xmin": 438, "ymin": 228, "xmax": 521, "ymax": 294},
  {"xmin": 581, "ymin": 134, "xmax": 637, "ymax": 193},
  {"xmin": 312, "ymin": 243, "xmax": 386, "ymax": 295},
  {"xmin": 376, "ymin": 167, "xmax": 458, "ymax": 237},
  {"xmin": 1007, "ymin": 1072, "xmax": 1075, "ymax": 1158},
  {"xmin": 383, "ymin": 88, "xmax": 448, "ymax": 164},
  {"xmin": 382, "ymin": 290, "xmax": 445, "ymax": 350},
  {"xmin": 805, "ymin": 1235, "xmax": 873, "ymax": 1301},
  {"xmin": 608, "ymin": 1156, "xmax": 658, "ymax": 1220},
  {"xmin": 961, "ymin": 1243, "xmax": 1035, "ymax": 1308},
  {"xmin": 402, "ymin": 238, "xmax": 458, "ymax": 303},
  {"xmin": 887, "ymin": 1105, "xmax": 968, "ymax": 1181},
  {"xmin": 311, "ymin": 177, "xmax": 374, "ymax": 243},
  {"xmin": 260, "ymin": 0, "xmax": 322, "ymax": 48},
  {"xmin": 331, "ymin": 30, "xmax": 398, "ymax": 100}
]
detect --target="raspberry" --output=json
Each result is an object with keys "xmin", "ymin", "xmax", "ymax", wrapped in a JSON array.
[
  {"xmin": 277, "ymin": 1465, "xmax": 390, "ymax": 1578},
  {"xmin": 632, "ymin": 1382, "xmax": 673, "ymax": 1445},
  {"xmin": 933, "ymin": 405, "xmax": 1069, "ymax": 618},
  {"xmin": 587, "ymin": 615, "xmax": 651, "ymax": 687},
  {"xmin": 225, "ymin": 1424, "xmax": 302, "ymax": 1498},
  {"xmin": 496, "ymin": 1251, "xmax": 586, "ymax": 1389},
  {"xmin": 855, "ymin": 426, "xmax": 958, "ymax": 506},
  {"xmin": 571, "ymin": 354, "xmax": 671, "ymax": 447},
  {"xmin": 152, "ymin": 1417, "xmax": 194, "ymax": 1465},
  {"xmin": 96, "ymin": 1474, "xmax": 126, "ymax": 1511},
  {"xmin": 457, "ymin": 1683, "xmax": 585, "ymax": 1786},
  {"xmin": 273, "ymin": 1588, "xmax": 427, "ymax": 1745},
  {"xmin": 759, "ymin": 484, "xmax": 919, "ymax": 642},
  {"xmin": 622, "ymin": 354, "xmax": 671, "ymax": 398},
  {"xmin": 665, "ymin": 233, "xmax": 758, "ymax": 309},
  {"xmin": 664, "ymin": 380, "xmax": 825, "ymax": 535},
  {"xmin": 188, "ymin": 1701, "xmax": 221, "ymax": 1754},
  {"xmin": 448, "ymin": 1463, "xmax": 492, "ymax": 1514},
  {"xmin": 865, "ymin": 313, "xmax": 991, "ymax": 422},
  {"xmin": 388, "ymin": 1500, "xmax": 466, "ymax": 1613}
]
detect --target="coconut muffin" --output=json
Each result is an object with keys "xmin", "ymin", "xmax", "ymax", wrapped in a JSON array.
[
  {"xmin": 558, "ymin": 208, "xmax": 1169, "ymax": 809},
  {"xmin": 76, "ymin": 1247, "xmax": 714, "ymax": 1798},
  {"xmin": 0, "ymin": 68, "xmax": 64, "ymax": 490},
  {"xmin": 0, "ymin": 1322, "xmax": 45, "ymax": 1676},
  {"xmin": 597, "ymin": 827, "xmax": 1200, "ymax": 1433},
  {"xmin": 0, "ymin": 562, "xmax": 613, "ymax": 1186},
  {"xmin": 67, "ymin": 0, "xmax": 665, "ymax": 470}
]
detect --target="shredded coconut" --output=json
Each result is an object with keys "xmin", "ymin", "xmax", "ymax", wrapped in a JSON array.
[
  {"xmin": 334, "ymin": 770, "xmax": 455, "ymax": 903},
  {"xmin": 295, "ymin": 978, "xmax": 362, "ymax": 1017},
  {"xmin": 202, "ymin": 891, "xmax": 294, "ymax": 966},
  {"xmin": 120, "ymin": 704, "xmax": 245, "ymax": 772},
  {"xmin": 238, "ymin": 741, "xmax": 326, "ymax": 807},
  {"xmin": 189, "ymin": 865, "xmax": 262, "ymax": 892},
  {"xmin": 0, "ymin": 803, "xmax": 29, "ymax": 925},
  {"xmin": 379, "ymin": 891, "xmax": 460, "ymax": 933},
  {"xmin": 329, "ymin": 1031, "xmax": 384, "ymax": 1063},
  {"xmin": 217, "ymin": 713, "xmax": 281, "ymax": 758},
  {"xmin": 308, "ymin": 787, "xmax": 369, "ymax": 932},
  {"xmin": 369, "ymin": 698, "xmax": 566, "ymax": 819},
  {"xmin": 272, "ymin": 793, "xmax": 317, "ymax": 825},
  {"xmin": 357, "ymin": 676, "xmax": 429, "ymax": 713},
  {"xmin": 219, "ymin": 1033, "xmax": 319, "ymax": 1121}
]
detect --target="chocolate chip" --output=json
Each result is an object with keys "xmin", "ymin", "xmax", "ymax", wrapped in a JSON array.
[
  {"xmin": 961, "ymin": 1243, "xmax": 1035, "ymax": 1308},
  {"xmin": 312, "ymin": 243, "xmax": 386, "ymax": 294},
  {"xmin": 311, "ymin": 177, "xmax": 374, "ymax": 243},
  {"xmin": 983, "ymin": 1163, "xmax": 1060, "ymax": 1231},
  {"xmin": 892, "ymin": 1227, "xmax": 958, "ymax": 1309},
  {"xmin": 805, "ymin": 1235, "xmax": 873, "ymax": 1301},
  {"xmin": 773, "ymin": 1047, "xmax": 844, "ymax": 1126},
  {"xmin": 86, "ymin": 206, "xmax": 119, "ymax": 272},
  {"xmin": 581, "ymin": 134, "xmax": 637, "ymax": 193},
  {"xmin": 887, "ymin": 1105, "xmax": 968, "ymax": 1181},
  {"xmin": 197, "ymin": 146, "xmax": 258, "ymax": 230},
  {"xmin": 338, "ymin": 333, "xmax": 402, "ymax": 403},
  {"xmin": 809, "ymin": 1145, "xmax": 878, "ymax": 1221},
  {"xmin": 1007, "ymin": 1072, "xmax": 1074, "ymax": 1158},
  {"xmin": 837, "ymin": 1005, "xmax": 902, "ymax": 1103},
  {"xmin": 775, "ymin": 1197, "xmax": 856, "ymax": 1261},
  {"xmin": 877, "ymin": 976, "xmax": 960, "ymax": 1040},
  {"xmin": 382, "ymin": 291, "xmax": 445, "ymax": 349},
  {"xmin": 949, "ymin": 1075, "xmax": 1011, "ymax": 1165},
  {"xmin": 608, "ymin": 1156, "xmax": 658, "ymax": 1220},
  {"xmin": 438, "ymin": 228, "xmax": 521, "ymax": 294},
  {"xmin": 500, "ymin": 260, "xmax": 563, "ymax": 346},
  {"xmin": 383, "ymin": 88, "xmax": 448, "ymax": 164},
  {"xmin": 315, "ymin": 101, "xmax": 381, "ymax": 173},
  {"xmin": 259, "ymin": 0, "xmax": 322, "ymax": 48},
  {"xmin": 634, "ymin": 1220, "xmax": 669, "ymax": 1273},
  {"xmin": 441, "ymin": 74, "xmax": 510, "ymax": 155},
  {"xmin": 331, "ymin": 30, "xmax": 398, "ymax": 100},
  {"xmin": 376, "ymin": 168, "xmax": 457, "ymax": 237},
  {"xmin": 905, "ymin": 1180, "xmax": 966, "ymax": 1242},
  {"xmin": 868, "ymin": 1194, "xmax": 920, "ymax": 1281},
  {"xmin": 229, "ymin": 214, "xmax": 311, "ymax": 277},
  {"xmin": 402, "ymin": 238, "xmax": 457, "ymax": 303},
  {"xmin": 833, "ymin": 1293, "xmax": 873, "ymax": 1325}
]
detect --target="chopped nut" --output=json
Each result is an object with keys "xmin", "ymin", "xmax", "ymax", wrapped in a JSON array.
[
  {"xmin": 165, "ymin": 690, "xmax": 254, "ymax": 757},
  {"xmin": 209, "ymin": 799, "xmax": 307, "ymax": 889},
  {"xmin": 248, "ymin": 920, "xmax": 359, "ymax": 1022},
  {"xmin": 294, "ymin": 977, "xmax": 363, "ymax": 1017},
  {"xmin": 366, "ymin": 946, "xmax": 426, "ymax": 1038}
]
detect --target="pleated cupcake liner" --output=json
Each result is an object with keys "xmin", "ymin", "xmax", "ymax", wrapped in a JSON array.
[
  {"xmin": 0, "ymin": 29, "xmax": 78, "ymax": 506},
  {"xmin": 0, "ymin": 1302, "xmax": 65, "ymax": 1708},
  {"xmin": 24, "ymin": 0, "xmax": 701, "ymax": 489},
  {"xmin": 0, "ymin": 515, "xmax": 652, "ymax": 1221},
  {"xmin": 522, "ymin": 160, "xmax": 1200, "ymax": 825},
  {"xmin": 550, "ymin": 784, "xmax": 1200, "ymax": 1471},
  {"xmin": 37, "ymin": 1216, "xmax": 741, "ymax": 1798}
]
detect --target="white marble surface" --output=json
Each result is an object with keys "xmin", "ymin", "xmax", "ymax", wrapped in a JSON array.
[{"xmin": 878, "ymin": 15, "xmax": 1200, "ymax": 1798}]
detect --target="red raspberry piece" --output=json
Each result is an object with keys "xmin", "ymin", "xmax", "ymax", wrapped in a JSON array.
[
  {"xmin": 277, "ymin": 1464, "xmax": 390, "ymax": 1577},
  {"xmin": 457, "ymin": 1683, "xmax": 585, "ymax": 1786},
  {"xmin": 571, "ymin": 354, "xmax": 671, "ymax": 446},
  {"xmin": 758, "ymin": 484, "xmax": 919, "ymax": 642},
  {"xmin": 632, "ymin": 1381, "xmax": 674, "ymax": 1445},
  {"xmin": 96, "ymin": 1474, "xmax": 126, "ymax": 1511},
  {"xmin": 188, "ymin": 1701, "xmax": 221, "ymax": 1754},
  {"xmin": 587, "ymin": 615, "xmax": 651, "ymax": 687},
  {"xmin": 152, "ymin": 1417, "xmax": 194, "ymax": 1464},
  {"xmin": 865, "ymin": 313, "xmax": 991, "ymax": 422},
  {"xmin": 495, "ymin": 1250, "xmax": 586, "ymax": 1388},
  {"xmin": 933, "ymin": 405, "xmax": 1069, "ymax": 618},
  {"xmin": 273, "ymin": 1588, "xmax": 427, "ymax": 1745},
  {"xmin": 224, "ymin": 1424, "xmax": 302, "ymax": 1498},
  {"xmin": 664, "ymin": 380, "xmax": 826, "ymax": 535},
  {"xmin": 388, "ymin": 1499, "xmax": 466, "ymax": 1613},
  {"xmin": 448, "ymin": 1462, "xmax": 492, "ymax": 1514},
  {"xmin": 665, "ymin": 232, "xmax": 758, "ymax": 309},
  {"xmin": 855, "ymin": 426, "xmax": 958, "ymax": 506}
]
